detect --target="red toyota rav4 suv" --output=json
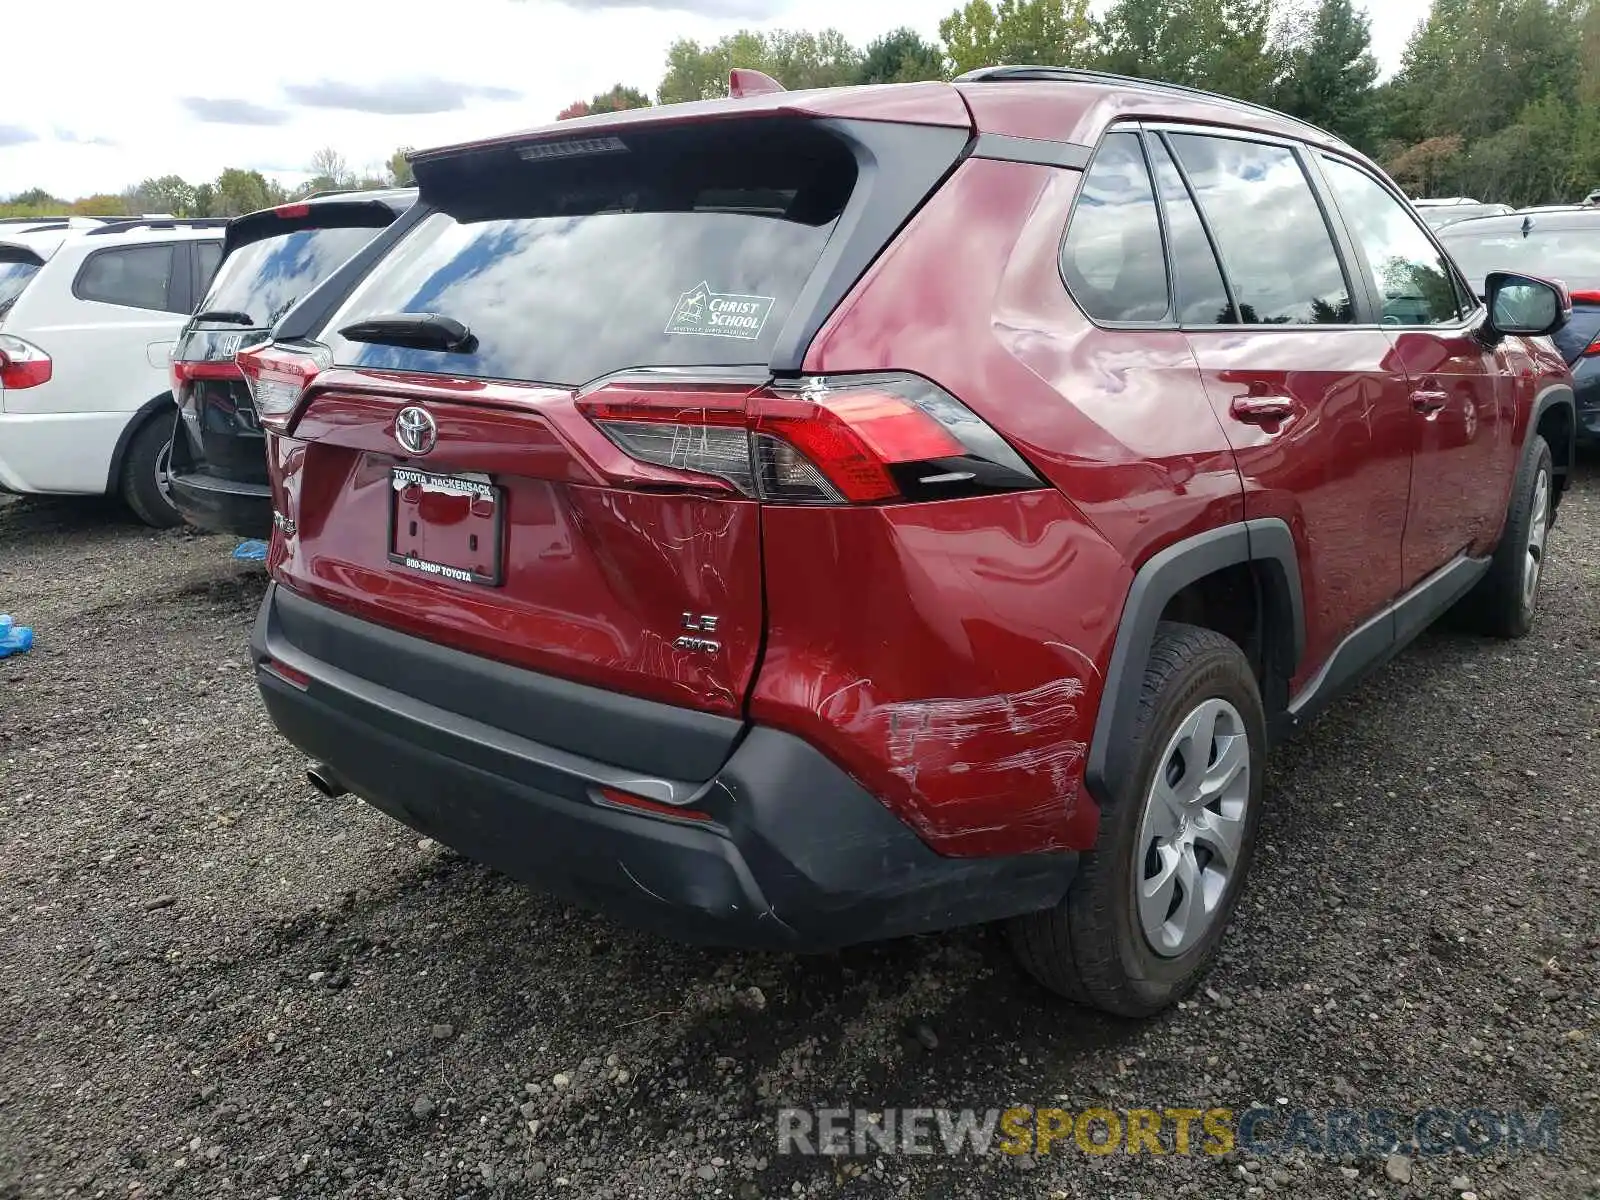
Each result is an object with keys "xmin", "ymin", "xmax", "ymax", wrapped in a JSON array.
[{"xmin": 241, "ymin": 68, "xmax": 1576, "ymax": 1016}]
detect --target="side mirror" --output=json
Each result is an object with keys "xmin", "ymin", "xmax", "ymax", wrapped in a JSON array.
[{"xmin": 1486, "ymin": 271, "xmax": 1570, "ymax": 338}]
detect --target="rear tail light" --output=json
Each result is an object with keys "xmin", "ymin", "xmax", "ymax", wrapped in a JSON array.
[
  {"xmin": 578, "ymin": 373, "xmax": 1042, "ymax": 505},
  {"xmin": 171, "ymin": 358, "xmax": 245, "ymax": 390},
  {"xmin": 236, "ymin": 341, "xmax": 331, "ymax": 431},
  {"xmin": 580, "ymin": 381, "xmax": 756, "ymax": 494},
  {"xmin": 1574, "ymin": 292, "xmax": 1600, "ymax": 357},
  {"xmin": 0, "ymin": 335, "xmax": 52, "ymax": 389},
  {"xmin": 172, "ymin": 330, "xmax": 258, "ymax": 393}
]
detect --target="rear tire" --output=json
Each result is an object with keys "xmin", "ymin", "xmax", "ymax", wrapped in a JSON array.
[
  {"xmin": 1458, "ymin": 435, "xmax": 1552, "ymax": 639},
  {"xmin": 1007, "ymin": 623, "xmax": 1265, "ymax": 1016},
  {"xmin": 120, "ymin": 415, "xmax": 182, "ymax": 529}
]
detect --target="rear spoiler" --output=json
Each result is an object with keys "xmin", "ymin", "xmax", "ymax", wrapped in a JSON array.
[
  {"xmin": 221, "ymin": 194, "xmax": 417, "ymax": 260},
  {"xmin": 408, "ymin": 81, "xmax": 970, "ymax": 178},
  {"xmin": 0, "ymin": 243, "xmax": 46, "ymax": 266}
]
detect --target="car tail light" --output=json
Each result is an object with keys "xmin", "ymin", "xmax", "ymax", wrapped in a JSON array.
[
  {"xmin": 579, "ymin": 380, "xmax": 756, "ymax": 494},
  {"xmin": 171, "ymin": 358, "xmax": 245, "ymax": 391},
  {"xmin": 0, "ymin": 335, "xmax": 52, "ymax": 389},
  {"xmin": 578, "ymin": 373, "xmax": 1042, "ymax": 505},
  {"xmin": 236, "ymin": 341, "xmax": 331, "ymax": 431},
  {"xmin": 1573, "ymin": 291, "xmax": 1600, "ymax": 356},
  {"xmin": 273, "ymin": 203, "xmax": 311, "ymax": 218}
]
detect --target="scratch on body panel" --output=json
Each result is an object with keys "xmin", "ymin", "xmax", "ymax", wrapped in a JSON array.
[{"xmin": 828, "ymin": 678, "xmax": 1089, "ymax": 833}]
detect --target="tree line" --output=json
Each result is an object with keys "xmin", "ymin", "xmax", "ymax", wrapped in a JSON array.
[
  {"xmin": 7, "ymin": 0, "xmax": 1599, "ymax": 218},
  {"xmin": 0, "ymin": 147, "xmax": 415, "ymax": 220},
  {"xmin": 582, "ymin": 0, "xmax": 1600, "ymax": 209}
]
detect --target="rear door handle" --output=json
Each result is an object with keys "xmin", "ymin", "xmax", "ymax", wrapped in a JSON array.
[
  {"xmin": 1411, "ymin": 388, "xmax": 1450, "ymax": 414},
  {"xmin": 1229, "ymin": 394, "xmax": 1296, "ymax": 424}
]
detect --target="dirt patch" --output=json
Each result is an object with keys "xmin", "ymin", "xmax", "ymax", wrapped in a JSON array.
[{"xmin": 2, "ymin": 473, "xmax": 1596, "ymax": 1198}]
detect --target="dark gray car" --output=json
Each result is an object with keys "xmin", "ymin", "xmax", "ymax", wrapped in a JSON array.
[{"xmin": 1439, "ymin": 209, "xmax": 1600, "ymax": 445}]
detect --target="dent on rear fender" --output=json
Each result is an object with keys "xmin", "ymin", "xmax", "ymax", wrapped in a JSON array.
[{"xmin": 751, "ymin": 493, "xmax": 1126, "ymax": 858}]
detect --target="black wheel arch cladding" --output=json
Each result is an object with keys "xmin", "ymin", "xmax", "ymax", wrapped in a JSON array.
[
  {"xmin": 104, "ymin": 393, "xmax": 178, "ymax": 495},
  {"xmin": 1085, "ymin": 519, "xmax": 1304, "ymax": 809}
]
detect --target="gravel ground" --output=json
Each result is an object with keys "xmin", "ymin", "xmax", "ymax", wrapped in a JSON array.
[{"xmin": 1, "ymin": 468, "xmax": 1596, "ymax": 1200}]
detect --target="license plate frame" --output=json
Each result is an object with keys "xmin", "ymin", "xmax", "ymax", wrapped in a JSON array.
[{"xmin": 388, "ymin": 466, "xmax": 505, "ymax": 588}]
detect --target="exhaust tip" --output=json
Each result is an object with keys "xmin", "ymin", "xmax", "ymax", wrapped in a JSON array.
[{"xmin": 306, "ymin": 763, "xmax": 348, "ymax": 799}]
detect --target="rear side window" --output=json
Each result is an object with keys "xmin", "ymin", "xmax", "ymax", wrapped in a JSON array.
[
  {"xmin": 1147, "ymin": 138, "xmax": 1233, "ymax": 325},
  {"xmin": 1170, "ymin": 134, "xmax": 1354, "ymax": 326},
  {"xmin": 203, "ymin": 225, "xmax": 384, "ymax": 328},
  {"xmin": 324, "ymin": 122, "xmax": 857, "ymax": 386},
  {"xmin": 75, "ymin": 245, "xmax": 176, "ymax": 311},
  {"xmin": 196, "ymin": 241, "xmax": 223, "ymax": 290},
  {"xmin": 1061, "ymin": 132, "xmax": 1169, "ymax": 323},
  {"xmin": 1322, "ymin": 158, "xmax": 1464, "ymax": 325}
]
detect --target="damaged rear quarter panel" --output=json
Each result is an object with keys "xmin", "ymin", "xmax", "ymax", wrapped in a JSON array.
[{"xmin": 750, "ymin": 490, "xmax": 1128, "ymax": 858}]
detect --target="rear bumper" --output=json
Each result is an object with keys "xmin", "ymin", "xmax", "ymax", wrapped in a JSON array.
[
  {"xmin": 0, "ymin": 410, "xmax": 127, "ymax": 495},
  {"xmin": 251, "ymin": 584, "xmax": 1075, "ymax": 950},
  {"xmin": 169, "ymin": 469, "xmax": 272, "ymax": 539}
]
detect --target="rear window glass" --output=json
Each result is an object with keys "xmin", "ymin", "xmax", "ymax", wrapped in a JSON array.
[
  {"xmin": 203, "ymin": 224, "xmax": 384, "ymax": 328},
  {"xmin": 0, "ymin": 258, "xmax": 41, "ymax": 316},
  {"xmin": 1438, "ymin": 222, "xmax": 1600, "ymax": 294},
  {"xmin": 324, "ymin": 122, "xmax": 857, "ymax": 386}
]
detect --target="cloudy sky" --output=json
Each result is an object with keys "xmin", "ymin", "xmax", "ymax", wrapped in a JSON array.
[{"xmin": 0, "ymin": 0, "xmax": 1431, "ymax": 200}]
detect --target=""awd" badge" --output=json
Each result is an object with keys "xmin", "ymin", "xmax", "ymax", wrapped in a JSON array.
[{"xmin": 675, "ymin": 612, "xmax": 721, "ymax": 655}]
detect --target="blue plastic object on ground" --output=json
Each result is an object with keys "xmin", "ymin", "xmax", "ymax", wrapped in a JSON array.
[
  {"xmin": 0, "ymin": 614, "xmax": 33, "ymax": 658},
  {"xmin": 233, "ymin": 540, "xmax": 269, "ymax": 561}
]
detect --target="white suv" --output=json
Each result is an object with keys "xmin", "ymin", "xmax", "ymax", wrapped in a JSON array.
[{"xmin": 0, "ymin": 218, "xmax": 226, "ymax": 525}]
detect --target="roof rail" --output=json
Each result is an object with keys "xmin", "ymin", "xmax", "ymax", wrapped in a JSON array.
[
  {"xmin": 954, "ymin": 65, "xmax": 1342, "ymax": 144},
  {"xmin": 0, "ymin": 220, "xmax": 68, "ymax": 235},
  {"xmin": 0, "ymin": 216, "xmax": 71, "ymax": 226},
  {"xmin": 84, "ymin": 217, "xmax": 232, "ymax": 237}
]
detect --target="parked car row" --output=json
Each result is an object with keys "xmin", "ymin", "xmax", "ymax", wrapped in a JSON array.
[
  {"xmin": 1411, "ymin": 195, "xmax": 1516, "ymax": 229},
  {"xmin": 0, "ymin": 217, "xmax": 228, "ymax": 524},
  {"xmin": 2, "ymin": 68, "xmax": 1585, "ymax": 1016}
]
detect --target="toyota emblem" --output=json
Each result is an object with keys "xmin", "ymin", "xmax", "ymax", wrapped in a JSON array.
[{"xmin": 395, "ymin": 406, "xmax": 438, "ymax": 456}]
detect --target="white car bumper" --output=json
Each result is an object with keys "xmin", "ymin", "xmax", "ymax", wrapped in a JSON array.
[{"xmin": 0, "ymin": 410, "xmax": 129, "ymax": 495}]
